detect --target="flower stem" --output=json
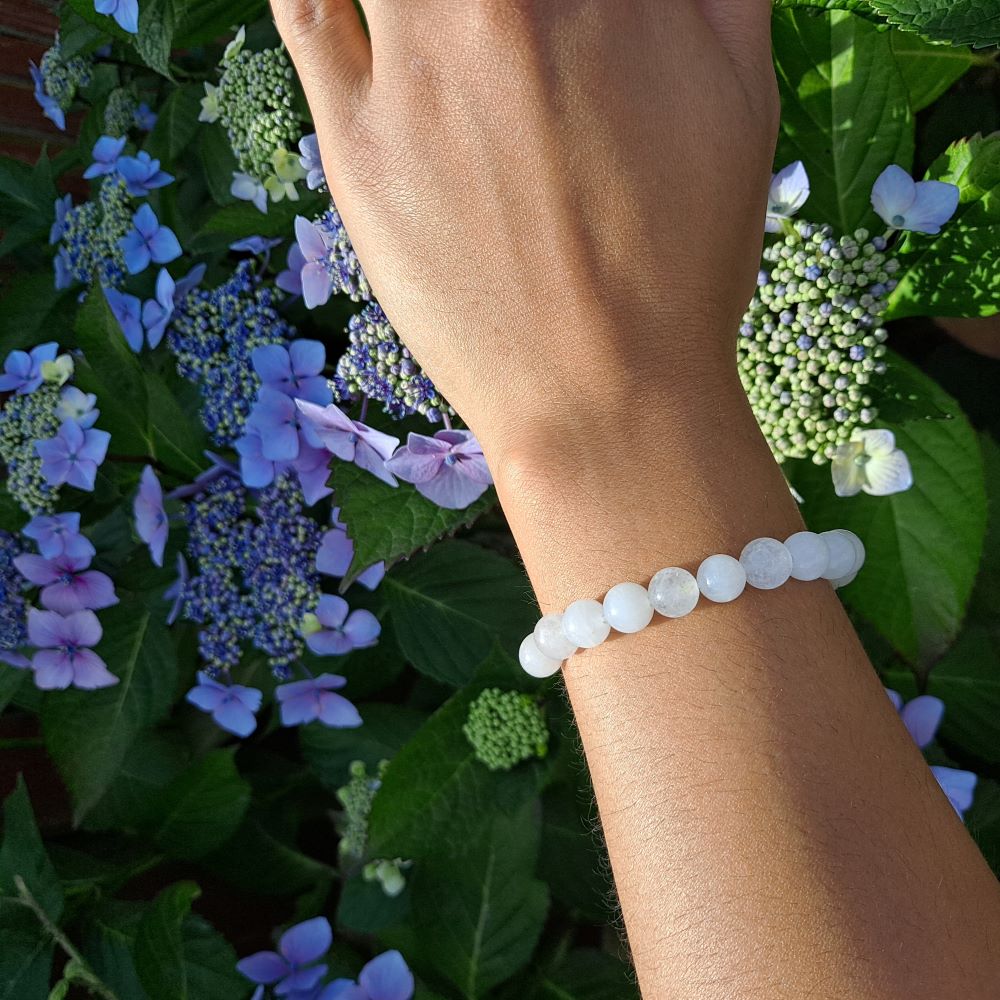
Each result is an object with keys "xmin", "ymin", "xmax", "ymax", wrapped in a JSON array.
[{"xmin": 359, "ymin": 397, "xmax": 369, "ymax": 423}]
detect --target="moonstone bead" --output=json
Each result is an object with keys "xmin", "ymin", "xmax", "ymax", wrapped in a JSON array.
[
  {"xmin": 518, "ymin": 634, "xmax": 562, "ymax": 678},
  {"xmin": 648, "ymin": 567, "xmax": 700, "ymax": 618},
  {"xmin": 603, "ymin": 582, "xmax": 654, "ymax": 634},
  {"xmin": 696, "ymin": 554, "xmax": 746, "ymax": 603},
  {"xmin": 831, "ymin": 530, "xmax": 865, "ymax": 588},
  {"xmin": 534, "ymin": 613, "xmax": 578, "ymax": 661},
  {"xmin": 820, "ymin": 529, "xmax": 856, "ymax": 580},
  {"xmin": 739, "ymin": 536, "xmax": 793, "ymax": 590},
  {"xmin": 784, "ymin": 531, "xmax": 829, "ymax": 581},
  {"xmin": 562, "ymin": 599, "xmax": 611, "ymax": 649}
]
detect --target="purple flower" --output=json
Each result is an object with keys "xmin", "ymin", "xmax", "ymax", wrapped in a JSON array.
[
  {"xmin": 252, "ymin": 341, "xmax": 332, "ymax": 405},
  {"xmin": 291, "ymin": 216, "xmax": 333, "ymax": 309},
  {"xmin": 230, "ymin": 235, "xmax": 282, "ymax": 255},
  {"xmin": 385, "ymin": 430, "xmax": 492, "ymax": 509},
  {"xmin": 295, "ymin": 400, "xmax": 400, "ymax": 486},
  {"xmin": 871, "ymin": 165, "xmax": 960, "ymax": 235},
  {"xmin": 104, "ymin": 287, "xmax": 144, "ymax": 352},
  {"xmin": 54, "ymin": 250, "xmax": 73, "ymax": 290},
  {"xmin": 276, "ymin": 242, "xmax": 305, "ymax": 297},
  {"xmin": 304, "ymin": 594, "xmax": 380, "ymax": 656},
  {"xmin": 236, "ymin": 916, "xmax": 332, "ymax": 994},
  {"xmin": 27, "ymin": 608, "xmax": 117, "ymax": 690},
  {"xmin": 765, "ymin": 161, "xmax": 810, "ymax": 233},
  {"xmin": 0, "ymin": 651, "xmax": 31, "ymax": 670},
  {"xmin": 275, "ymin": 673, "xmax": 362, "ymax": 728},
  {"xmin": 318, "ymin": 951, "xmax": 415, "ymax": 1000},
  {"xmin": 298, "ymin": 134, "xmax": 326, "ymax": 191},
  {"xmin": 0, "ymin": 342, "xmax": 58, "ymax": 395},
  {"xmin": 166, "ymin": 451, "xmax": 240, "ymax": 500},
  {"xmin": 57, "ymin": 387, "xmax": 100, "ymax": 429},
  {"xmin": 247, "ymin": 386, "xmax": 310, "ymax": 461},
  {"xmin": 134, "ymin": 465, "xmax": 168, "ymax": 567},
  {"xmin": 50, "ymin": 194, "xmax": 73, "ymax": 244},
  {"xmin": 141, "ymin": 269, "xmax": 176, "ymax": 349},
  {"xmin": 163, "ymin": 553, "xmax": 188, "ymax": 626},
  {"xmin": 35, "ymin": 420, "xmax": 111, "ymax": 492},
  {"xmin": 317, "ymin": 516, "xmax": 384, "ymax": 590},
  {"xmin": 23, "ymin": 513, "xmax": 94, "ymax": 561},
  {"xmin": 29, "ymin": 62, "xmax": 65, "ymax": 130},
  {"xmin": 82, "ymin": 135, "xmax": 127, "ymax": 179},
  {"xmin": 930, "ymin": 766, "xmax": 978, "ymax": 818},
  {"xmin": 94, "ymin": 0, "xmax": 139, "ymax": 34},
  {"xmin": 134, "ymin": 102, "xmax": 157, "ymax": 130},
  {"xmin": 117, "ymin": 151, "xmax": 174, "ymax": 196},
  {"xmin": 186, "ymin": 671, "xmax": 263, "ymax": 737},
  {"xmin": 120, "ymin": 204, "xmax": 182, "ymax": 275},
  {"xmin": 236, "ymin": 426, "xmax": 285, "ymax": 489},
  {"xmin": 15, "ymin": 551, "xmax": 118, "ymax": 614},
  {"xmin": 293, "ymin": 442, "xmax": 335, "ymax": 507}
]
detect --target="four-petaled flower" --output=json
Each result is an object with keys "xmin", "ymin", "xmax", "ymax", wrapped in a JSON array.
[
  {"xmin": 94, "ymin": 0, "xmax": 139, "ymax": 33},
  {"xmin": 275, "ymin": 673, "xmax": 362, "ymax": 728},
  {"xmin": 29, "ymin": 62, "xmax": 65, "ymax": 130},
  {"xmin": 36, "ymin": 420, "xmax": 111, "ymax": 492},
  {"xmin": 871, "ymin": 165, "xmax": 960, "ymax": 236},
  {"xmin": 117, "ymin": 150, "xmax": 174, "ymax": 196},
  {"xmin": 134, "ymin": 465, "xmax": 168, "ymax": 567},
  {"xmin": 298, "ymin": 133, "xmax": 326, "ymax": 191},
  {"xmin": 104, "ymin": 287, "xmax": 144, "ymax": 352},
  {"xmin": 289, "ymin": 216, "xmax": 333, "ymax": 308},
  {"xmin": 120, "ymin": 204, "xmax": 182, "ymax": 275},
  {"xmin": 386, "ymin": 430, "xmax": 493, "ymax": 509},
  {"xmin": 265, "ymin": 148, "xmax": 306, "ymax": 203},
  {"xmin": 296, "ymin": 400, "xmax": 400, "ymax": 486},
  {"xmin": 230, "ymin": 236, "xmax": 282, "ymax": 256},
  {"xmin": 232, "ymin": 172, "xmax": 268, "ymax": 214},
  {"xmin": 28, "ymin": 608, "xmax": 117, "ymax": 690},
  {"xmin": 134, "ymin": 102, "xmax": 157, "ymax": 130},
  {"xmin": 318, "ymin": 950, "xmax": 415, "ymax": 1000},
  {"xmin": 236, "ymin": 916, "xmax": 332, "ymax": 995},
  {"xmin": 56, "ymin": 386, "xmax": 100, "ymax": 430},
  {"xmin": 317, "ymin": 514, "xmax": 385, "ymax": 590},
  {"xmin": 0, "ymin": 342, "xmax": 58, "ymax": 396},
  {"xmin": 303, "ymin": 594, "xmax": 380, "ymax": 656},
  {"xmin": 186, "ymin": 672, "xmax": 263, "ymax": 737},
  {"xmin": 82, "ymin": 135, "xmax": 126, "ymax": 179},
  {"xmin": 199, "ymin": 82, "xmax": 220, "ymax": 123},
  {"xmin": 15, "ymin": 551, "xmax": 118, "ymax": 614},
  {"xmin": 141, "ymin": 269, "xmax": 177, "ymax": 349},
  {"xmin": 23, "ymin": 513, "xmax": 95, "ymax": 561},
  {"xmin": 765, "ymin": 161, "xmax": 810, "ymax": 233},
  {"xmin": 830, "ymin": 428, "xmax": 912, "ymax": 498},
  {"xmin": 247, "ymin": 386, "xmax": 311, "ymax": 461},
  {"xmin": 252, "ymin": 340, "xmax": 332, "ymax": 405}
]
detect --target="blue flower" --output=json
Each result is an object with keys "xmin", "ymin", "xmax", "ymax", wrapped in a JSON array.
[
  {"xmin": 236, "ymin": 916, "xmax": 332, "ymax": 994},
  {"xmin": 28, "ymin": 608, "xmax": 117, "ymax": 690},
  {"xmin": 94, "ymin": 0, "xmax": 139, "ymax": 34},
  {"xmin": 50, "ymin": 194, "xmax": 73, "ymax": 244},
  {"xmin": 298, "ymin": 133, "xmax": 326, "ymax": 191},
  {"xmin": 133, "ymin": 465, "xmax": 168, "ymax": 567},
  {"xmin": 231, "ymin": 172, "xmax": 268, "ymax": 214},
  {"xmin": 14, "ymin": 550, "xmax": 118, "ymax": 615},
  {"xmin": 229, "ymin": 235, "xmax": 282, "ymax": 256},
  {"xmin": 117, "ymin": 150, "xmax": 174, "ymax": 196},
  {"xmin": 319, "ymin": 951, "xmax": 415, "ymax": 1000},
  {"xmin": 133, "ymin": 102, "xmax": 157, "ymax": 130},
  {"xmin": 296, "ymin": 399, "xmax": 400, "ymax": 486},
  {"xmin": 82, "ymin": 135, "xmax": 127, "ymax": 179},
  {"xmin": 120, "ymin": 204, "xmax": 182, "ymax": 275},
  {"xmin": 385, "ymin": 430, "xmax": 492, "ymax": 509},
  {"xmin": 56, "ymin": 387, "xmax": 99, "ymax": 429},
  {"xmin": 163, "ymin": 553, "xmax": 188, "ymax": 626},
  {"xmin": 871, "ymin": 165, "xmax": 959, "ymax": 235},
  {"xmin": 186, "ymin": 671, "xmax": 262, "ymax": 737},
  {"xmin": 317, "ymin": 512, "xmax": 384, "ymax": 590},
  {"xmin": 304, "ymin": 594, "xmax": 380, "ymax": 657},
  {"xmin": 275, "ymin": 673, "xmax": 362, "ymax": 728},
  {"xmin": 35, "ymin": 420, "xmax": 111, "ymax": 491},
  {"xmin": 246, "ymin": 386, "xmax": 310, "ymax": 461},
  {"xmin": 23, "ymin": 513, "xmax": 95, "ymax": 561},
  {"xmin": 29, "ymin": 62, "xmax": 65, "ymax": 130},
  {"xmin": 0, "ymin": 343, "xmax": 58, "ymax": 395},
  {"xmin": 141, "ymin": 269, "xmax": 176, "ymax": 349},
  {"xmin": 252, "ymin": 340, "xmax": 332, "ymax": 405},
  {"xmin": 104, "ymin": 287, "xmax": 144, "ymax": 352}
]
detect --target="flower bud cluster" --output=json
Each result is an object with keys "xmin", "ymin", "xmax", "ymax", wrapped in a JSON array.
[
  {"xmin": 0, "ymin": 385, "xmax": 61, "ymax": 515},
  {"xmin": 738, "ymin": 220, "xmax": 898, "ymax": 463},
  {"xmin": 55, "ymin": 176, "xmax": 132, "ymax": 289},
  {"xmin": 39, "ymin": 37, "xmax": 91, "ymax": 112},
  {"xmin": 0, "ymin": 531, "xmax": 28, "ymax": 656},
  {"xmin": 463, "ymin": 687, "xmax": 549, "ymax": 772},
  {"xmin": 103, "ymin": 87, "xmax": 137, "ymax": 137},
  {"xmin": 337, "ymin": 759, "xmax": 387, "ymax": 861}
]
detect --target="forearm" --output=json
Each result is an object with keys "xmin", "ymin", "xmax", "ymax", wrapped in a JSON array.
[{"xmin": 491, "ymin": 364, "xmax": 1000, "ymax": 999}]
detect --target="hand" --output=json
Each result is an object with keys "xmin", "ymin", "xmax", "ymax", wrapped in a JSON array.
[{"xmin": 272, "ymin": 0, "xmax": 778, "ymax": 454}]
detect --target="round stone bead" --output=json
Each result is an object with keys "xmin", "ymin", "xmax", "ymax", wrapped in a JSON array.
[
  {"xmin": 784, "ymin": 531, "xmax": 829, "ymax": 581},
  {"xmin": 518, "ymin": 634, "xmax": 562, "ymax": 678},
  {"xmin": 842, "ymin": 530, "xmax": 866, "ymax": 574},
  {"xmin": 603, "ymin": 582, "xmax": 654, "ymax": 634},
  {"xmin": 739, "ymin": 537, "xmax": 793, "ymax": 590},
  {"xmin": 696, "ymin": 554, "xmax": 747, "ymax": 603},
  {"xmin": 562, "ymin": 599, "xmax": 611, "ymax": 649},
  {"xmin": 820, "ymin": 529, "xmax": 856, "ymax": 580},
  {"xmin": 648, "ymin": 567, "xmax": 700, "ymax": 618},
  {"xmin": 534, "ymin": 613, "xmax": 578, "ymax": 661}
]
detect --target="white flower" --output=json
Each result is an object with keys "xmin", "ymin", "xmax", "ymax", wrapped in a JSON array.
[
  {"xmin": 765, "ymin": 161, "xmax": 810, "ymax": 233},
  {"xmin": 223, "ymin": 25, "xmax": 246, "ymax": 62},
  {"xmin": 870, "ymin": 165, "xmax": 959, "ymax": 236},
  {"xmin": 40, "ymin": 354, "xmax": 74, "ymax": 387},
  {"xmin": 831, "ymin": 429, "xmax": 913, "ymax": 498},
  {"xmin": 264, "ymin": 148, "xmax": 306, "ymax": 203},
  {"xmin": 199, "ymin": 82, "xmax": 220, "ymax": 123},
  {"xmin": 231, "ymin": 172, "xmax": 268, "ymax": 214}
]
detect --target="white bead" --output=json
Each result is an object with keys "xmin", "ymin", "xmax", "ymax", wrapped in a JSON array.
[
  {"xmin": 841, "ymin": 529, "xmax": 866, "ymax": 575},
  {"xmin": 562, "ymin": 599, "xmax": 611, "ymax": 649},
  {"xmin": 648, "ymin": 567, "xmax": 700, "ymax": 618},
  {"xmin": 534, "ymin": 613, "xmax": 578, "ymax": 660},
  {"xmin": 739, "ymin": 537, "xmax": 793, "ymax": 590},
  {"xmin": 820, "ymin": 529, "xmax": 855, "ymax": 580},
  {"xmin": 832, "ymin": 569, "xmax": 858, "ymax": 589},
  {"xmin": 603, "ymin": 582, "xmax": 654, "ymax": 634},
  {"xmin": 696, "ymin": 554, "xmax": 746, "ymax": 603},
  {"xmin": 784, "ymin": 531, "xmax": 829, "ymax": 581},
  {"xmin": 518, "ymin": 634, "xmax": 562, "ymax": 678}
]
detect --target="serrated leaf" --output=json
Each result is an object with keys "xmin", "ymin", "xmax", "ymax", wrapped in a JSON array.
[
  {"xmin": 41, "ymin": 601, "xmax": 178, "ymax": 821},
  {"xmin": 133, "ymin": 882, "xmax": 199, "ymax": 1000},
  {"xmin": 81, "ymin": 901, "xmax": 150, "ymax": 1000},
  {"xmin": 133, "ymin": 0, "xmax": 176, "ymax": 78},
  {"xmin": 331, "ymin": 461, "xmax": 496, "ymax": 588},
  {"xmin": 791, "ymin": 353, "xmax": 986, "ymax": 663},
  {"xmin": 145, "ymin": 84, "xmax": 203, "ymax": 163},
  {"xmin": 0, "ymin": 274, "xmax": 73, "ymax": 360},
  {"xmin": 773, "ymin": 10, "xmax": 914, "ymax": 232},
  {"xmin": 772, "ymin": 0, "xmax": 878, "ymax": 13},
  {"xmin": 189, "ymin": 199, "xmax": 308, "ymax": 254},
  {"xmin": 887, "ymin": 134, "xmax": 1000, "ymax": 319},
  {"xmin": 174, "ymin": 0, "xmax": 268, "ymax": 47},
  {"xmin": 869, "ymin": 0, "xmax": 1000, "ymax": 48},
  {"xmin": 382, "ymin": 541, "xmax": 536, "ymax": 686}
]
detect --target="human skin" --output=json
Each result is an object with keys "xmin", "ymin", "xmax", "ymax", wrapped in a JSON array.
[{"xmin": 272, "ymin": 1, "xmax": 1000, "ymax": 996}]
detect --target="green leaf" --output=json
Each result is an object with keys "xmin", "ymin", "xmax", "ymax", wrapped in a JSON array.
[
  {"xmin": 174, "ymin": 0, "xmax": 267, "ymax": 47},
  {"xmin": 0, "ymin": 667, "xmax": 28, "ymax": 715},
  {"xmin": 190, "ymin": 199, "xmax": 308, "ymax": 253},
  {"xmin": 152, "ymin": 750, "xmax": 251, "ymax": 860},
  {"xmin": 409, "ymin": 805, "xmax": 548, "ymax": 999},
  {"xmin": 773, "ymin": 10, "xmax": 914, "ymax": 232},
  {"xmin": 197, "ymin": 125, "xmax": 239, "ymax": 206},
  {"xmin": 382, "ymin": 541, "xmax": 536, "ymax": 686},
  {"xmin": 41, "ymin": 601, "xmax": 178, "ymax": 821},
  {"xmin": 0, "ymin": 275, "xmax": 73, "ymax": 361},
  {"xmin": 890, "ymin": 31, "xmax": 975, "ymax": 111},
  {"xmin": 145, "ymin": 368, "xmax": 212, "ymax": 479},
  {"xmin": 64, "ymin": 0, "xmax": 133, "ymax": 43},
  {"xmin": 967, "ymin": 778, "xmax": 1000, "ymax": 876},
  {"xmin": 177, "ymin": 914, "xmax": 246, "ymax": 999},
  {"xmin": 81, "ymin": 901, "xmax": 150, "ymax": 1000},
  {"xmin": 868, "ymin": 0, "xmax": 1000, "ymax": 48},
  {"xmin": 145, "ymin": 84, "xmax": 203, "ymax": 162},
  {"xmin": 790, "ymin": 352, "xmax": 986, "ymax": 663},
  {"xmin": 533, "ymin": 950, "xmax": 640, "ymax": 1000},
  {"xmin": 133, "ymin": 882, "xmax": 199, "ymax": 1000},
  {"xmin": 331, "ymin": 461, "xmax": 496, "ymax": 587},
  {"xmin": 133, "ymin": 0, "xmax": 177, "ymax": 78},
  {"xmin": 887, "ymin": 134, "xmax": 1000, "ymax": 319}
]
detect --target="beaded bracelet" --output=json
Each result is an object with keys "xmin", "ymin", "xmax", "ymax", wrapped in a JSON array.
[{"xmin": 519, "ymin": 529, "xmax": 865, "ymax": 678}]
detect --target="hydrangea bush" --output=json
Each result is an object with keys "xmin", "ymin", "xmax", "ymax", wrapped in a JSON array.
[{"xmin": 1, "ymin": 2, "xmax": 999, "ymax": 997}]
